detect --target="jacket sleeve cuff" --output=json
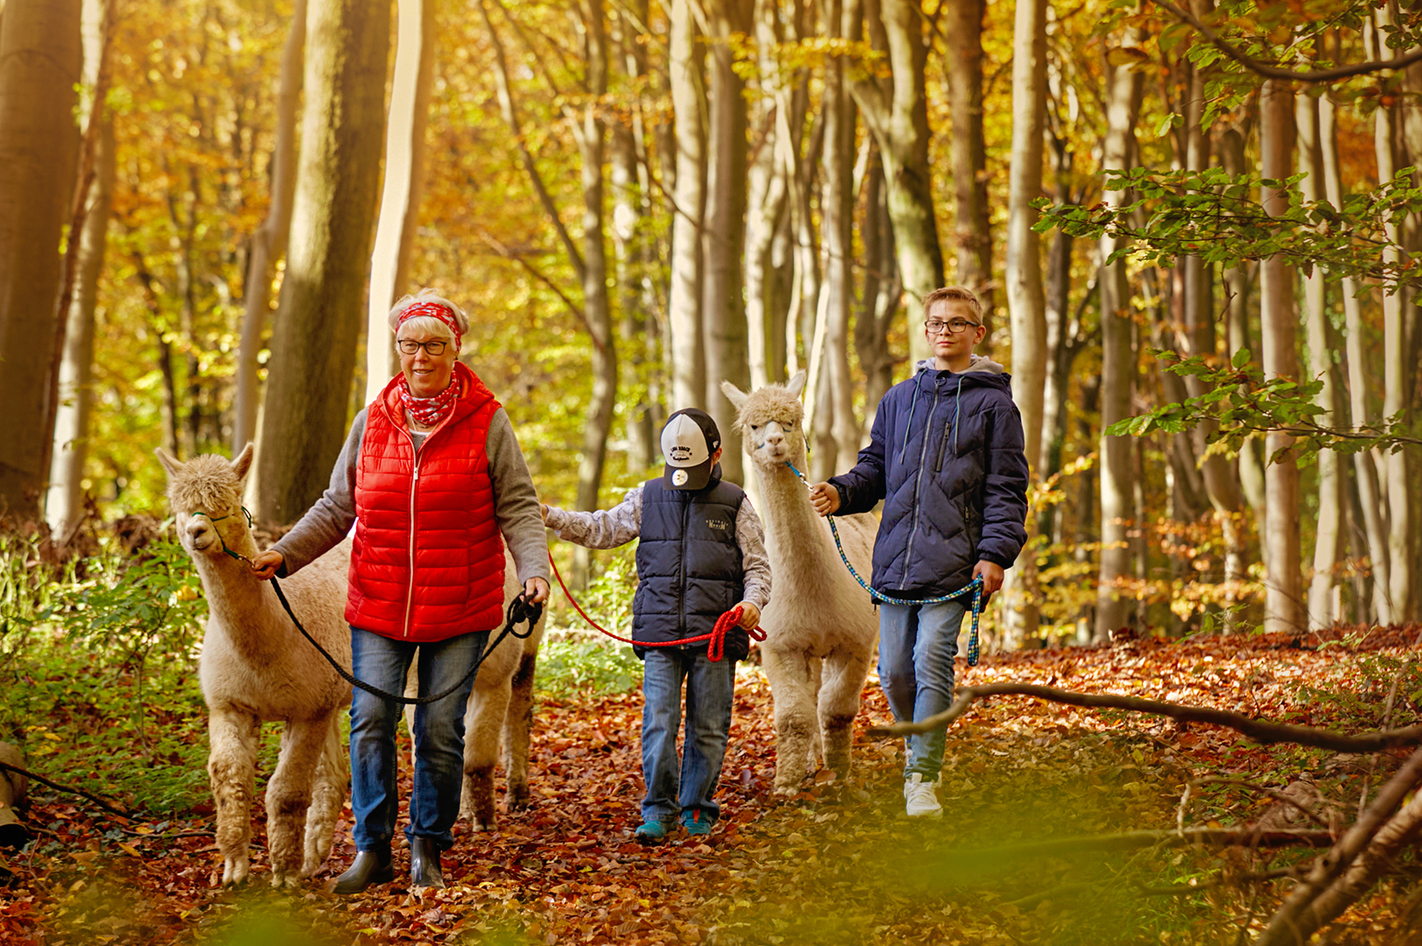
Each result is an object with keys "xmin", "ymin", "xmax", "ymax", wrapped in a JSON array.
[{"xmin": 979, "ymin": 551, "xmax": 1014, "ymax": 568}]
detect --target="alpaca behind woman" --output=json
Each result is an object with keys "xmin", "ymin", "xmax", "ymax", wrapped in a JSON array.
[{"xmin": 722, "ymin": 372, "xmax": 879, "ymax": 792}]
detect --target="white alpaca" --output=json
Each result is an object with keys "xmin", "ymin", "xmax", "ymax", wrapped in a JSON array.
[
  {"xmin": 722, "ymin": 372, "xmax": 880, "ymax": 793},
  {"xmin": 159, "ymin": 445, "xmax": 350, "ymax": 888}
]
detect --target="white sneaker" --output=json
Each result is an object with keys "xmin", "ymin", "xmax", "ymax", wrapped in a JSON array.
[{"xmin": 904, "ymin": 773, "xmax": 942, "ymax": 818}]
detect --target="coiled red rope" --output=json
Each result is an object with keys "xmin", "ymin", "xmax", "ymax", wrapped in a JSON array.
[{"xmin": 548, "ymin": 552, "xmax": 765, "ymax": 662}]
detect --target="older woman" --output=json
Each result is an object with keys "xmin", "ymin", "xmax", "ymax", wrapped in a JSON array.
[{"xmin": 251, "ymin": 290, "xmax": 549, "ymax": 894}]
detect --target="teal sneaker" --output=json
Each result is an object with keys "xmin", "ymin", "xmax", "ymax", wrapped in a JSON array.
[
  {"xmin": 635, "ymin": 820, "xmax": 669, "ymax": 845},
  {"xmin": 681, "ymin": 810, "xmax": 712, "ymax": 837}
]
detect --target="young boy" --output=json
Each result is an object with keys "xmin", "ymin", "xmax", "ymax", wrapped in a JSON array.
[
  {"xmin": 809, "ymin": 286, "xmax": 1029, "ymax": 818},
  {"xmin": 543, "ymin": 408, "xmax": 771, "ymax": 842}
]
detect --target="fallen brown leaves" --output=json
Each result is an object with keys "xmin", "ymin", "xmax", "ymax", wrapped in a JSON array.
[{"xmin": 2, "ymin": 626, "xmax": 1419, "ymax": 945}]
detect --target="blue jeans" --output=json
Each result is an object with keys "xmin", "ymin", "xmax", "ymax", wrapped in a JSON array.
[
  {"xmin": 640, "ymin": 647, "xmax": 736, "ymax": 825},
  {"xmin": 348, "ymin": 626, "xmax": 488, "ymax": 853},
  {"xmin": 878, "ymin": 599, "xmax": 967, "ymax": 780}
]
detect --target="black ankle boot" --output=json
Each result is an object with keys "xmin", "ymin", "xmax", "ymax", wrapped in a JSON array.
[
  {"xmin": 409, "ymin": 836, "xmax": 445, "ymax": 889},
  {"xmin": 333, "ymin": 849, "xmax": 393, "ymax": 895}
]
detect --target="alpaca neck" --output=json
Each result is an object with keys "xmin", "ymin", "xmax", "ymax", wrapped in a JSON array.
[
  {"xmin": 751, "ymin": 456, "xmax": 839, "ymax": 574},
  {"xmin": 194, "ymin": 537, "xmax": 290, "ymax": 661}
]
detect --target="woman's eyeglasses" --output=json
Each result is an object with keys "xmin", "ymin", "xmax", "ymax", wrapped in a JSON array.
[
  {"xmin": 925, "ymin": 318, "xmax": 982, "ymax": 336},
  {"xmin": 397, "ymin": 339, "xmax": 449, "ymax": 355}
]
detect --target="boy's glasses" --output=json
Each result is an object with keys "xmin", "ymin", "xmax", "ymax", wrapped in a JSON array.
[
  {"xmin": 925, "ymin": 318, "xmax": 982, "ymax": 336},
  {"xmin": 397, "ymin": 339, "xmax": 449, "ymax": 355}
]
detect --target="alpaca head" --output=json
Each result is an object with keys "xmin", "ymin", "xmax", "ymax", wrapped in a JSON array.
[
  {"xmin": 720, "ymin": 371, "xmax": 808, "ymax": 474},
  {"xmin": 157, "ymin": 443, "xmax": 255, "ymax": 561}
]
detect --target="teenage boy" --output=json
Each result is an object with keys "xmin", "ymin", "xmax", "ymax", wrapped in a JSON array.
[
  {"xmin": 809, "ymin": 286, "xmax": 1029, "ymax": 818},
  {"xmin": 543, "ymin": 409, "xmax": 772, "ymax": 842}
]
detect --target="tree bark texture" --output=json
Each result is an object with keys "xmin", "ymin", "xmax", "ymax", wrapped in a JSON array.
[
  {"xmin": 942, "ymin": 0, "xmax": 991, "ymax": 324},
  {"xmin": 253, "ymin": 0, "xmax": 391, "ymax": 526},
  {"xmin": 667, "ymin": 0, "xmax": 706, "ymax": 411},
  {"xmin": 0, "ymin": 0, "xmax": 81, "ymax": 519}
]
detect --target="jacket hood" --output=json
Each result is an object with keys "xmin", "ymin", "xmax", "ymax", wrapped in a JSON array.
[{"xmin": 912, "ymin": 355, "xmax": 1013, "ymax": 394}]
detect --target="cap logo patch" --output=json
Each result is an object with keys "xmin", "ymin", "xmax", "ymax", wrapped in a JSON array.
[{"xmin": 672, "ymin": 469, "xmax": 689, "ymax": 486}]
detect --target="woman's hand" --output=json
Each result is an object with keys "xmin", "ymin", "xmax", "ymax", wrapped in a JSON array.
[
  {"xmin": 524, "ymin": 576, "xmax": 550, "ymax": 605},
  {"xmin": 250, "ymin": 549, "xmax": 284, "ymax": 581},
  {"xmin": 808, "ymin": 482, "xmax": 840, "ymax": 517},
  {"xmin": 736, "ymin": 602, "xmax": 761, "ymax": 630}
]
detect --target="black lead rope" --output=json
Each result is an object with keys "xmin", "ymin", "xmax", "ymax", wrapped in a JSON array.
[{"xmin": 195, "ymin": 511, "xmax": 542, "ymax": 706}]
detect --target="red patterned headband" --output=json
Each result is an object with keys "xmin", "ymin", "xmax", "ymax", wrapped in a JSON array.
[{"xmin": 398, "ymin": 301, "xmax": 462, "ymax": 351}]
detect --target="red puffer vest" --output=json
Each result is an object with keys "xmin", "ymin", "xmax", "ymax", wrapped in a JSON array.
[{"xmin": 346, "ymin": 362, "xmax": 506, "ymax": 641}]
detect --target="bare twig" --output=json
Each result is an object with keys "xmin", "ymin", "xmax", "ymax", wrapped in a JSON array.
[{"xmin": 0, "ymin": 761, "xmax": 131, "ymax": 820}]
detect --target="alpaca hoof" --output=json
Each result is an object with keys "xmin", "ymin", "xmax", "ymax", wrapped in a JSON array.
[
  {"xmin": 222, "ymin": 857, "xmax": 251, "ymax": 887},
  {"xmin": 506, "ymin": 785, "xmax": 531, "ymax": 810},
  {"xmin": 270, "ymin": 869, "xmax": 299, "ymax": 889}
]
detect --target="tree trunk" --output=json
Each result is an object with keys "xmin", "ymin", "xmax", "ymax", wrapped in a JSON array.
[
  {"xmin": 667, "ymin": 0, "xmax": 706, "ymax": 411},
  {"xmin": 0, "ymin": 0, "xmax": 81, "ymax": 519},
  {"xmin": 1095, "ymin": 40, "xmax": 1143, "ymax": 641},
  {"xmin": 743, "ymin": 0, "xmax": 789, "ymax": 390},
  {"xmin": 1319, "ymin": 94, "xmax": 1389, "ymax": 624},
  {"xmin": 854, "ymin": 141, "xmax": 899, "ymax": 433},
  {"xmin": 942, "ymin": 0, "xmax": 991, "ymax": 325},
  {"xmin": 699, "ymin": 0, "xmax": 751, "ymax": 483},
  {"xmin": 850, "ymin": 0, "xmax": 942, "ymax": 367},
  {"xmin": 46, "ymin": 0, "xmax": 113, "ymax": 536},
  {"xmin": 252, "ymin": 0, "xmax": 392, "ymax": 526},
  {"xmin": 234, "ymin": 0, "xmax": 305, "ymax": 456},
  {"xmin": 1002, "ymin": 0, "xmax": 1049, "ymax": 643},
  {"xmin": 1259, "ymin": 78, "xmax": 1304, "ymax": 635},
  {"xmin": 1296, "ymin": 92, "xmax": 1345, "ymax": 630},
  {"xmin": 364, "ymin": 0, "xmax": 436, "ymax": 405}
]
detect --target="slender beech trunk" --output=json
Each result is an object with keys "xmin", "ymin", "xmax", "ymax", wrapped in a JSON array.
[
  {"xmin": 0, "ymin": 0, "xmax": 81, "ymax": 518},
  {"xmin": 849, "ymin": 0, "xmax": 942, "ymax": 368},
  {"xmin": 667, "ymin": 0, "xmax": 706, "ymax": 410},
  {"xmin": 252, "ymin": 0, "xmax": 392, "ymax": 526},
  {"xmin": 234, "ymin": 0, "xmax": 304, "ymax": 456},
  {"xmin": 743, "ymin": 0, "xmax": 788, "ymax": 389},
  {"xmin": 854, "ymin": 142, "xmax": 899, "ymax": 433},
  {"xmin": 1002, "ymin": 0, "xmax": 1049, "ymax": 643},
  {"xmin": 1322, "ymin": 94, "xmax": 1391, "ymax": 623},
  {"xmin": 1259, "ymin": 78, "xmax": 1304, "ymax": 635},
  {"xmin": 1095, "ymin": 41, "xmax": 1143, "ymax": 640},
  {"xmin": 46, "ymin": 0, "xmax": 113, "ymax": 536},
  {"xmin": 364, "ymin": 0, "xmax": 436, "ymax": 405},
  {"xmin": 943, "ymin": 0, "xmax": 991, "ymax": 325},
  {"xmin": 1297, "ymin": 92, "xmax": 1345, "ymax": 629}
]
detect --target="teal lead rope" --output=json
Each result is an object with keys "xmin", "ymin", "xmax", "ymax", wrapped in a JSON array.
[{"xmin": 784, "ymin": 460, "xmax": 985, "ymax": 666}]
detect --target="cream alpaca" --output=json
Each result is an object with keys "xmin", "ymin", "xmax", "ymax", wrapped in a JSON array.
[
  {"xmin": 722, "ymin": 372, "xmax": 879, "ymax": 792},
  {"xmin": 159, "ymin": 444, "xmax": 350, "ymax": 887}
]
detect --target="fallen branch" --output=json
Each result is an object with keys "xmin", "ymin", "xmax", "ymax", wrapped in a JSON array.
[
  {"xmin": 931, "ymin": 827, "xmax": 1334, "ymax": 862},
  {"xmin": 866, "ymin": 683, "xmax": 1422, "ymax": 753},
  {"xmin": 0, "ymin": 761, "xmax": 132, "ymax": 820}
]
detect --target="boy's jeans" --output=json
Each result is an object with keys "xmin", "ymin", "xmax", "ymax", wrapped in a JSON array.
[
  {"xmin": 877, "ymin": 598, "xmax": 968, "ymax": 780},
  {"xmin": 348, "ymin": 626, "xmax": 488, "ymax": 853},
  {"xmin": 640, "ymin": 647, "xmax": 736, "ymax": 825}
]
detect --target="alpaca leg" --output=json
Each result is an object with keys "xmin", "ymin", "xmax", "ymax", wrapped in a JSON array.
[
  {"xmin": 760, "ymin": 647, "xmax": 818, "ymax": 795},
  {"xmin": 265, "ymin": 719, "xmax": 328, "ymax": 887},
  {"xmin": 502, "ymin": 648, "xmax": 538, "ymax": 810},
  {"xmin": 806, "ymin": 656, "xmax": 825, "ymax": 774},
  {"xmin": 208, "ymin": 709, "xmax": 259, "ymax": 886},
  {"xmin": 301, "ymin": 714, "xmax": 349, "ymax": 878},
  {"xmin": 818, "ymin": 648, "xmax": 873, "ymax": 781},
  {"xmin": 461, "ymin": 676, "xmax": 512, "ymax": 831}
]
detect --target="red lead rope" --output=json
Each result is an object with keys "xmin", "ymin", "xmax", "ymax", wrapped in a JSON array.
[{"xmin": 548, "ymin": 552, "xmax": 766, "ymax": 662}]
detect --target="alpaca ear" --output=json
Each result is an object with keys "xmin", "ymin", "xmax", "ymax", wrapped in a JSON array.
[
  {"xmin": 720, "ymin": 380, "xmax": 748, "ymax": 410},
  {"xmin": 786, "ymin": 370, "xmax": 807, "ymax": 399},
  {"xmin": 231, "ymin": 442, "xmax": 255, "ymax": 483},
  {"xmin": 155, "ymin": 447, "xmax": 183, "ymax": 479}
]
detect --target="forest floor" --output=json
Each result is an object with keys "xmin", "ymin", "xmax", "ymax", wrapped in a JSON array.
[{"xmin": 2, "ymin": 626, "xmax": 1420, "ymax": 945}]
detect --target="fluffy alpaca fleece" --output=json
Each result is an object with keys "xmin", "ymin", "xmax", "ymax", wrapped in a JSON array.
[
  {"xmin": 159, "ymin": 444, "xmax": 350, "ymax": 888},
  {"xmin": 403, "ymin": 555, "xmax": 546, "ymax": 832},
  {"xmin": 722, "ymin": 372, "xmax": 879, "ymax": 793}
]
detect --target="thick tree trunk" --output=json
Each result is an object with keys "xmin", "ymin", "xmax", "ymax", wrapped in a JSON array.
[
  {"xmin": 234, "ymin": 0, "xmax": 305, "ymax": 458},
  {"xmin": 1002, "ymin": 0, "xmax": 1049, "ymax": 643},
  {"xmin": 667, "ymin": 0, "xmax": 706, "ymax": 411},
  {"xmin": 1259, "ymin": 79, "xmax": 1304, "ymax": 635},
  {"xmin": 46, "ymin": 0, "xmax": 113, "ymax": 536},
  {"xmin": 252, "ymin": 0, "xmax": 391, "ymax": 526},
  {"xmin": 364, "ymin": 0, "xmax": 435, "ymax": 405},
  {"xmin": 1321, "ymin": 93, "xmax": 1391, "ymax": 624},
  {"xmin": 1095, "ymin": 38, "xmax": 1143, "ymax": 640},
  {"xmin": 0, "ymin": 0, "xmax": 81, "ymax": 518},
  {"xmin": 850, "ymin": 0, "xmax": 942, "ymax": 368}
]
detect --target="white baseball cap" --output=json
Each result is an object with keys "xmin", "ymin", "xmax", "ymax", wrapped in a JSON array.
[{"xmin": 660, "ymin": 409, "xmax": 721, "ymax": 490}]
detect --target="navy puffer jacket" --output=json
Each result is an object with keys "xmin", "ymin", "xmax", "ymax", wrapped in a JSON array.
[{"xmin": 828, "ymin": 360, "xmax": 1029, "ymax": 597}]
